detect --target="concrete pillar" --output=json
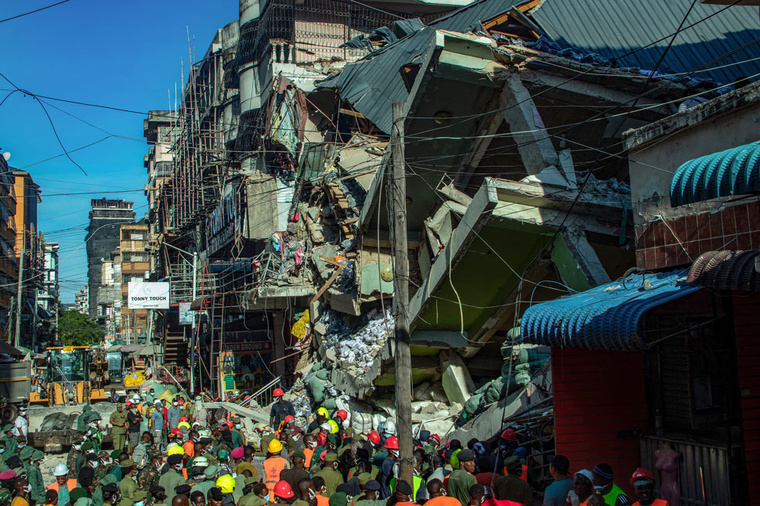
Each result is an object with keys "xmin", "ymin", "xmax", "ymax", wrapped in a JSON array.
[
  {"xmin": 500, "ymin": 73, "xmax": 559, "ymax": 175},
  {"xmin": 554, "ymin": 227, "xmax": 611, "ymax": 289},
  {"xmin": 239, "ymin": 0, "xmax": 262, "ymax": 25},
  {"xmin": 272, "ymin": 310, "xmax": 286, "ymax": 379}
]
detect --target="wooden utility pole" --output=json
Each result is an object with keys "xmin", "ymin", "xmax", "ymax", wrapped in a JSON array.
[
  {"xmin": 15, "ymin": 229, "xmax": 24, "ymax": 348},
  {"xmin": 391, "ymin": 102, "xmax": 413, "ymax": 485}
]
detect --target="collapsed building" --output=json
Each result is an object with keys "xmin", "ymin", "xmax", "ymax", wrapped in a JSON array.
[{"xmin": 144, "ymin": 0, "xmax": 760, "ymax": 496}]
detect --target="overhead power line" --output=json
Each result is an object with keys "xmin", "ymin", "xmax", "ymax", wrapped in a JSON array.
[{"xmin": 0, "ymin": 0, "xmax": 70, "ymax": 24}]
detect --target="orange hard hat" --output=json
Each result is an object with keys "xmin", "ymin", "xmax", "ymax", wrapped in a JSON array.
[
  {"xmin": 385, "ymin": 436, "xmax": 399, "ymax": 450},
  {"xmin": 629, "ymin": 467, "xmax": 655, "ymax": 487},
  {"xmin": 335, "ymin": 410, "xmax": 347, "ymax": 421},
  {"xmin": 273, "ymin": 388, "xmax": 285, "ymax": 397},
  {"xmin": 274, "ymin": 481, "xmax": 294, "ymax": 499},
  {"xmin": 367, "ymin": 431, "xmax": 380, "ymax": 445}
]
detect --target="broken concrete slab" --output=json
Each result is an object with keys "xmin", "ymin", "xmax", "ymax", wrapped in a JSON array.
[{"xmin": 440, "ymin": 350, "xmax": 475, "ymax": 406}]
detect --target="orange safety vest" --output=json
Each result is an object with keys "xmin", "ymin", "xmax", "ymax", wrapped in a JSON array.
[
  {"xmin": 633, "ymin": 501, "xmax": 669, "ymax": 506},
  {"xmin": 183, "ymin": 440, "xmax": 195, "ymax": 458},
  {"xmin": 263, "ymin": 456, "xmax": 287, "ymax": 497},
  {"xmin": 47, "ymin": 479, "xmax": 77, "ymax": 493},
  {"xmin": 303, "ymin": 448, "xmax": 314, "ymax": 470}
]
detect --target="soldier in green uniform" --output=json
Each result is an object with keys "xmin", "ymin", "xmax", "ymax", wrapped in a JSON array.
[
  {"xmin": 77, "ymin": 441, "xmax": 94, "ymax": 478},
  {"xmin": 230, "ymin": 417, "xmax": 244, "ymax": 447},
  {"xmin": 93, "ymin": 474, "xmax": 118, "ymax": 506},
  {"xmin": 110, "ymin": 404, "xmax": 128, "ymax": 453},
  {"xmin": 190, "ymin": 464, "xmax": 219, "ymax": 497},
  {"xmin": 119, "ymin": 459, "xmax": 138, "ymax": 506},
  {"xmin": 67, "ymin": 438, "xmax": 84, "ymax": 479},
  {"xmin": 0, "ymin": 426, "xmax": 15, "ymax": 457},
  {"xmin": 314, "ymin": 452, "xmax": 345, "ymax": 497},
  {"xmin": 137, "ymin": 448, "xmax": 163, "ymax": 492},
  {"xmin": 158, "ymin": 453, "xmax": 186, "ymax": 503},
  {"xmin": 27, "ymin": 449, "xmax": 47, "ymax": 506}
]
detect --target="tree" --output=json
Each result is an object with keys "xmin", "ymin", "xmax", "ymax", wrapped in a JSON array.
[{"xmin": 57, "ymin": 310, "xmax": 104, "ymax": 346}]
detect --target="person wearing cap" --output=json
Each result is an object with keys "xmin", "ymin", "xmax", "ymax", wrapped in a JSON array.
[
  {"xmin": 102, "ymin": 482, "xmax": 121, "ymax": 506},
  {"xmin": 230, "ymin": 417, "xmax": 244, "ymax": 448},
  {"xmin": 118, "ymin": 459, "xmax": 138, "ymax": 506},
  {"xmin": 264, "ymin": 439, "xmax": 290, "ymax": 500},
  {"xmin": 76, "ymin": 441, "xmax": 95, "ymax": 478},
  {"xmin": 543, "ymin": 455, "xmax": 572, "ymax": 506},
  {"xmin": 14, "ymin": 405, "xmax": 28, "ymax": 438},
  {"xmin": 26, "ymin": 449, "xmax": 46, "ymax": 505},
  {"xmin": 48, "ymin": 464, "xmax": 78, "ymax": 506},
  {"xmin": 0, "ymin": 469, "xmax": 15, "ymax": 503},
  {"xmin": 423, "ymin": 479, "xmax": 459, "ymax": 506},
  {"xmin": 629, "ymin": 468, "xmax": 667, "ymax": 506},
  {"xmin": 110, "ymin": 403, "xmax": 128, "ymax": 452},
  {"xmin": 160, "ymin": 454, "xmax": 187, "ymax": 503},
  {"xmin": 315, "ymin": 452, "xmax": 344, "ymax": 497},
  {"xmin": 567, "ymin": 469, "xmax": 594, "ymax": 506},
  {"xmin": 447, "ymin": 449, "xmax": 477, "ymax": 506},
  {"xmin": 493, "ymin": 456, "xmax": 532, "ymax": 506},
  {"xmin": 282, "ymin": 450, "xmax": 311, "ymax": 495},
  {"xmin": 392, "ymin": 480, "xmax": 415, "ymax": 506},
  {"xmin": 78, "ymin": 454, "xmax": 100, "ymax": 489},
  {"xmin": 328, "ymin": 492, "xmax": 349, "ymax": 506},
  {"xmin": 354, "ymin": 479, "xmax": 384, "ymax": 506},
  {"xmin": 591, "ymin": 464, "xmax": 629, "ymax": 506},
  {"xmin": 12, "ymin": 475, "xmax": 30, "ymax": 506},
  {"xmin": 191, "ymin": 465, "xmax": 219, "ymax": 497},
  {"xmin": 0, "ymin": 424, "xmax": 16, "ymax": 457},
  {"xmin": 270, "ymin": 388, "xmax": 295, "ymax": 430},
  {"xmin": 151, "ymin": 400, "xmax": 165, "ymax": 446}
]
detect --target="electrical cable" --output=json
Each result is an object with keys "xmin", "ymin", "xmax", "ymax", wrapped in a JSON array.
[{"xmin": 0, "ymin": 0, "xmax": 71, "ymax": 23}]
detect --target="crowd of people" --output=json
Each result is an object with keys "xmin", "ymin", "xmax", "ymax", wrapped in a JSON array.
[{"xmin": 0, "ymin": 389, "xmax": 669, "ymax": 506}]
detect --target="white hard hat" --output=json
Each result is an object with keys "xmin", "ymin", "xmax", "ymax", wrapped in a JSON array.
[
  {"xmin": 383, "ymin": 420, "xmax": 396, "ymax": 435},
  {"xmin": 132, "ymin": 394, "xmax": 140, "ymax": 401},
  {"xmin": 320, "ymin": 423, "xmax": 332, "ymax": 432},
  {"xmin": 193, "ymin": 456, "xmax": 209, "ymax": 468},
  {"xmin": 53, "ymin": 464, "xmax": 69, "ymax": 476}
]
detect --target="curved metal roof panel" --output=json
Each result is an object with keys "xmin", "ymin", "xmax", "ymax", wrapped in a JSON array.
[
  {"xmin": 670, "ymin": 141, "xmax": 760, "ymax": 206},
  {"xmin": 520, "ymin": 270, "xmax": 700, "ymax": 351},
  {"xmin": 687, "ymin": 249, "xmax": 760, "ymax": 292}
]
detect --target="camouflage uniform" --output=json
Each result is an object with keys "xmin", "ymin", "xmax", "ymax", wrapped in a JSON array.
[{"xmin": 137, "ymin": 448, "xmax": 162, "ymax": 492}]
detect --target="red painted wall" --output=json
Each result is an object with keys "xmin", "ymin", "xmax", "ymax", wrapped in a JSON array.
[
  {"xmin": 552, "ymin": 348, "xmax": 649, "ymax": 495},
  {"xmin": 733, "ymin": 294, "xmax": 760, "ymax": 498}
]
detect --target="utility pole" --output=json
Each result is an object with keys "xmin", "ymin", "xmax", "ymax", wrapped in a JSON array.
[
  {"xmin": 7, "ymin": 297, "xmax": 14, "ymax": 343},
  {"xmin": 15, "ymin": 229, "xmax": 24, "ymax": 348},
  {"xmin": 391, "ymin": 102, "xmax": 413, "ymax": 485},
  {"xmin": 189, "ymin": 251, "xmax": 197, "ymax": 393}
]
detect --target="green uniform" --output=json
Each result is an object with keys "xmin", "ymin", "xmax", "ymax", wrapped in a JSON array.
[
  {"xmin": 447, "ymin": 469, "xmax": 476, "ymax": 506},
  {"xmin": 66, "ymin": 448, "xmax": 81, "ymax": 478},
  {"xmin": 231, "ymin": 430, "xmax": 243, "ymax": 448},
  {"xmin": 0, "ymin": 486, "xmax": 11, "ymax": 503},
  {"xmin": 25, "ymin": 462, "xmax": 46, "ymax": 505},
  {"xmin": 91, "ymin": 486, "xmax": 105, "ymax": 506},
  {"xmin": 158, "ymin": 469, "xmax": 186, "ymax": 503},
  {"xmin": 314, "ymin": 467, "xmax": 344, "ymax": 497},
  {"xmin": 110, "ymin": 409, "xmax": 128, "ymax": 452},
  {"xmin": 190, "ymin": 480, "xmax": 215, "ymax": 497},
  {"xmin": 138, "ymin": 465, "xmax": 161, "ymax": 491},
  {"xmin": 120, "ymin": 475, "xmax": 138, "ymax": 501},
  {"xmin": 240, "ymin": 495, "xmax": 268, "ymax": 506}
]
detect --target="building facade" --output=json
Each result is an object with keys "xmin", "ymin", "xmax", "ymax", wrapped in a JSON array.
[
  {"xmin": 0, "ymin": 154, "xmax": 16, "ymax": 339},
  {"xmin": 86, "ymin": 199, "xmax": 135, "ymax": 320}
]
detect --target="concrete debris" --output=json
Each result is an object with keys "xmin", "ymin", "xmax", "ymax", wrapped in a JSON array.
[
  {"xmin": 318, "ymin": 307, "xmax": 393, "ymax": 369},
  {"xmin": 440, "ymin": 350, "xmax": 475, "ymax": 407}
]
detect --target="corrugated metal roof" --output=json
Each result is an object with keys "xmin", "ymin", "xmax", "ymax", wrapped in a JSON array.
[
  {"xmin": 670, "ymin": 140, "xmax": 760, "ymax": 206},
  {"xmin": 529, "ymin": 0, "xmax": 760, "ymax": 85},
  {"xmin": 687, "ymin": 249, "xmax": 760, "ymax": 292},
  {"xmin": 317, "ymin": 28, "xmax": 437, "ymax": 134},
  {"xmin": 430, "ymin": 0, "xmax": 524, "ymax": 32},
  {"xmin": 520, "ymin": 270, "xmax": 701, "ymax": 351}
]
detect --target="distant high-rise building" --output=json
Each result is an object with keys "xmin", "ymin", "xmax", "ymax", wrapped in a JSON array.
[
  {"xmin": 75, "ymin": 286, "xmax": 89, "ymax": 315},
  {"xmin": 86, "ymin": 199, "xmax": 134, "ymax": 319}
]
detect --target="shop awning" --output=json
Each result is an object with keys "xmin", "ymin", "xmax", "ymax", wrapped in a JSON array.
[
  {"xmin": 520, "ymin": 270, "xmax": 701, "ymax": 351},
  {"xmin": 687, "ymin": 249, "xmax": 760, "ymax": 292},
  {"xmin": 670, "ymin": 141, "xmax": 760, "ymax": 206}
]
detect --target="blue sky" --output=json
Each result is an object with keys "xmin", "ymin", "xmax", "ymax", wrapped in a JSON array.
[{"xmin": 0, "ymin": 0, "xmax": 237, "ymax": 302}]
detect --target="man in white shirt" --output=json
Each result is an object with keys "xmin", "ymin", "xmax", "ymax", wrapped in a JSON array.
[{"xmin": 14, "ymin": 406, "xmax": 28, "ymax": 437}]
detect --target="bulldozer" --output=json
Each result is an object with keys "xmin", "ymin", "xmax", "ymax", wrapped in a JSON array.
[{"xmin": 30, "ymin": 346, "xmax": 110, "ymax": 406}]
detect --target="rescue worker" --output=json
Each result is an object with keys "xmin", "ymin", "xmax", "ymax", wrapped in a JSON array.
[
  {"xmin": 110, "ymin": 403, "xmax": 128, "ymax": 452},
  {"xmin": 272, "ymin": 481, "xmax": 295, "ymax": 505},
  {"xmin": 47, "ymin": 464, "xmax": 77, "ymax": 506},
  {"xmin": 314, "ymin": 452, "xmax": 344, "ymax": 497},
  {"xmin": 592, "ymin": 464, "xmax": 630, "ymax": 506},
  {"xmin": 23, "ymin": 447, "xmax": 45, "ymax": 506},
  {"xmin": 270, "ymin": 389, "xmax": 295, "ymax": 430},
  {"xmin": 126, "ymin": 402, "xmax": 142, "ymax": 451},
  {"xmin": 629, "ymin": 468, "xmax": 669, "ymax": 506},
  {"xmin": 379, "ymin": 437, "xmax": 399, "ymax": 499},
  {"xmin": 446, "ymin": 449, "xmax": 477, "ymax": 506},
  {"xmin": 66, "ymin": 438, "xmax": 84, "ymax": 479},
  {"xmin": 0, "ymin": 425, "xmax": 16, "ymax": 456},
  {"xmin": 281, "ymin": 450, "xmax": 311, "ymax": 494},
  {"xmin": 216, "ymin": 474, "xmax": 236, "ymax": 506},
  {"xmin": 263, "ymin": 439, "xmax": 289, "ymax": 499}
]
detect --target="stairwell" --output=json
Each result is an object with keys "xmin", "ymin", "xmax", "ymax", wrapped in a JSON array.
[{"xmin": 164, "ymin": 330, "xmax": 188, "ymax": 366}]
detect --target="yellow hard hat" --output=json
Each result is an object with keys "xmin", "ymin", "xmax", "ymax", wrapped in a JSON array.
[
  {"xmin": 317, "ymin": 407, "xmax": 329, "ymax": 418},
  {"xmin": 216, "ymin": 474, "xmax": 236, "ymax": 494},
  {"xmin": 268, "ymin": 439, "xmax": 283, "ymax": 454},
  {"xmin": 178, "ymin": 421, "xmax": 190, "ymax": 430},
  {"xmin": 167, "ymin": 445, "xmax": 185, "ymax": 456},
  {"xmin": 328, "ymin": 419, "xmax": 340, "ymax": 434}
]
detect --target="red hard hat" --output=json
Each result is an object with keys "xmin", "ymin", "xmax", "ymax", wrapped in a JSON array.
[
  {"xmin": 273, "ymin": 388, "xmax": 285, "ymax": 397},
  {"xmin": 284, "ymin": 415, "xmax": 295, "ymax": 423},
  {"xmin": 274, "ymin": 480, "xmax": 294, "ymax": 499},
  {"xmin": 335, "ymin": 410, "xmax": 348, "ymax": 421},
  {"xmin": 179, "ymin": 417, "xmax": 189, "ymax": 422},
  {"xmin": 385, "ymin": 436, "xmax": 399, "ymax": 450},
  {"xmin": 125, "ymin": 401, "xmax": 132, "ymax": 407},
  {"xmin": 367, "ymin": 431, "xmax": 380, "ymax": 445},
  {"xmin": 629, "ymin": 467, "xmax": 655, "ymax": 488},
  {"xmin": 171, "ymin": 429, "xmax": 182, "ymax": 436},
  {"xmin": 428, "ymin": 433, "xmax": 440, "ymax": 444},
  {"xmin": 317, "ymin": 432, "xmax": 327, "ymax": 446},
  {"xmin": 501, "ymin": 429, "xmax": 517, "ymax": 442},
  {"xmin": 226, "ymin": 421, "xmax": 234, "ymax": 429}
]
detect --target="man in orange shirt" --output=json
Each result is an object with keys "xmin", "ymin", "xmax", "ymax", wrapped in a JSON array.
[
  {"xmin": 425, "ymin": 479, "xmax": 461, "ymax": 506},
  {"xmin": 183, "ymin": 431, "xmax": 198, "ymax": 458}
]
